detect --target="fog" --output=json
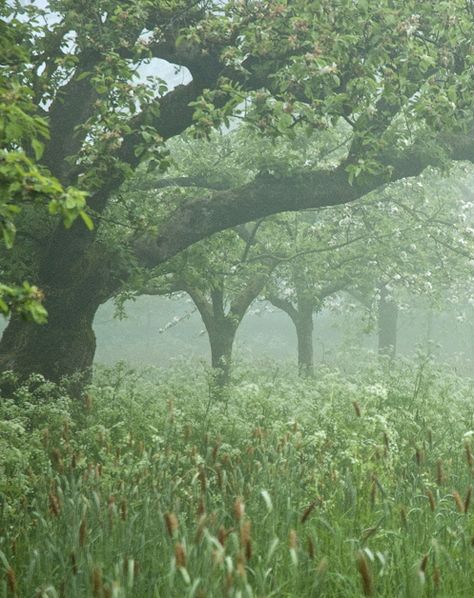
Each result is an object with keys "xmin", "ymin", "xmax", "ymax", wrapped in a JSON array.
[{"xmin": 94, "ymin": 295, "xmax": 474, "ymax": 374}]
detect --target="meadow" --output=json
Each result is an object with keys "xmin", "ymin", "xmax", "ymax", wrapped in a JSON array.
[{"xmin": 1, "ymin": 357, "xmax": 473, "ymax": 597}]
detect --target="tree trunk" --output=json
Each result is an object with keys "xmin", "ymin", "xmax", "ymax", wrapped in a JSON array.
[
  {"xmin": 0, "ymin": 239, "xmax": 118, "ymax": 387},
  {"xmin": 208, "ymin": 321, "xmax": 236, "ymax": 390},
  {"xmin": 295, "ymin": 308, "xmax": 314, "ymax": 377},
  {"xmin": 377, "ymin": 286, "xmax": 398, "ymax": 358},
  {"xmin": 0, "ymin": 308, "xmax": 96, "ymax": 383}
]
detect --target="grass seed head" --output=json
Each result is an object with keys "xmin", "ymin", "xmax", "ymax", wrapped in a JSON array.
[
  {"xmin": 415, "ymin": 447, "xmax": 424, "ymax": 466},
  {"xmin": 212, "ymin": 441, "xmax": 221, "ymax": 461},
  {"xmin": 164, "ymin": 512, "xmax": 179, "ymax": 537},
  {"xmin": 453, "ymin": 490, "xmax": 465, "ymax": 513},
  {"xmin": 426, "ymin": 489, "xmax": 436, "ymax": 512},
  {"xmin": 356, "ymin": 551, "xmax": 374, "ymax": 596},
  {"xmin": 419, "ymin": 553, "xmax": 429, "ymax": 573},
  {"xmin": 464, "ymin": 486, "xmax": 472, "ymax": 514},
  {"xmin": 79, "ymin": 517, "xmax": 88, "ymax": 547},
  {"xmin": 48, "ymin": 490, "xmax": 61, "ymax": 517},
  {"xmin": 465, "ymin": 441, "xmax": 473, "ymax": 468},
  {"xmin": 301, "ymin": 499, "xmax": 317, "ymax": 524},
  {"xmin": 237, "ymin": 551, "xmax": 247, "ymax": 578},
  {"xmin": 218, "ymin": 526, "xmax": 233, "ymax": 547},
  {"xmin": 50, "ymin": 448, "xmax": 64, "ymax": 473},
  {"xmin": 91, "ymin": 566, "xmax": 103, "ymax": 597},
  {"xmin": 352, "ymin": 401, "xmax": 361, "ymax": 417},
  {"xmin": 6, "ymin": 567, "xmax": 17, "ymax": 595},
  {"xmin": 197, "ymin": 495, "xmax": 206, "ymax": 518},
  {"xmin": 307, "ymin": 535, "xmax": 315, "ymax": 559},
  {"xmin": 400, "ymin": 506, "xmax": 407, "ymax": 527},
  {"xmin": 174, "ymin": 542, "xmax": 187, "ymax": 568},
  {"xmin": 198, "ymin": 466, "xmax": 207, "ymax": 493},
  {"xmin": 215, "ymin": 464, "xmax": 223, "ymax": 490},
  {"xmin": 436, "ymin": 459, "xmax": 444, "ymax": 485},
  {"xmin": 234, "ymin": 497, "xmax": 245, "ymax": 521},
  {"xmin": 241, "ymin": 520, "xmax": 252, "ymax": 560},
  {"xmin": 288, "ymin": 529, "xmax": 298, "ymax": 549},
  {"xmin": 70, "ymin": 551, "xmax": 78, "ymax": 575}
]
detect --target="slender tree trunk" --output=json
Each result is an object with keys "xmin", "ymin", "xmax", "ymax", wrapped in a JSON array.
[
  {"xmin": 208, "ymin": 320, "xmax": 236, "ymax": 389},
  {"xmin": 295, "ymin": 307, "xmax": 314, "ymax": 377},
  {"xmin": 377, "ymin": 286, "xmax": 398, "ymax": 358}
]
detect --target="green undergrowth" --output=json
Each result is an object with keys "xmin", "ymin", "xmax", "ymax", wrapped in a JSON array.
[{"xmin": 0, "ymin": 358, "xmax": 474, "ymax": 597}]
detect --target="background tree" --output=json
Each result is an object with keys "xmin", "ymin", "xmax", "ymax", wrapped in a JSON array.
[
  {"xmin": 341, "ymin": 166, "xmax": 474, "ymax": 357},
  {"xmin": 266, "ymin": 164, "xmax": 474, "ymax": 369},
  {"xmin": 135, "ymin": 225, "xmax": 279, "ymax": 390}
]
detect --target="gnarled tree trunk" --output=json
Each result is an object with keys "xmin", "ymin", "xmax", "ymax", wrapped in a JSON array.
[{"xmin": 0, "ymin": 231, "xmax": 119, "ymax": 386}]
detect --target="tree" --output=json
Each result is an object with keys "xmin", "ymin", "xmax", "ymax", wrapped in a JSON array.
[
  {"xmin": 136, "ymin": 225, "xmax": 277, "ymax": 390},
  {"xmin": 342, "ymin": 166, "xmax": 474, "ymax": 357},
  {"xmin": 0, "ymin": 16, "xmax": 91, "ymax": 322},
  {"xmin": 265, "ymin": 215, "xmax": 360, "ymax": 376},
  {"xmin": 266, "ymin": 165, "xmax": 474, "ymax": 368},
  {"xmin": 2, "ymin": 0, "xmax": 474, "ymax": 383}
]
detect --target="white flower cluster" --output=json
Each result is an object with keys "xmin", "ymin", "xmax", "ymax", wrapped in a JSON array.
[{"xmin": 364, "ymin": 383, "xmax": 388, "ymax": 401}]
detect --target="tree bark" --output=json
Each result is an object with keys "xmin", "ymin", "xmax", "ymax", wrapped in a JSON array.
[
  {"xmin": 208, "ymin": 320, "xmax": 236, "ymax": 390},
  {"xmin": 377, "ymin": 286, "xmax": 398, "ymax": 358},
  {"xmin": 267, "ymin": 293, "xmax": 315, "ymax": 377},
  {"xmin": 295, "ymin": 306, "xmax": 314, "ymax": 377},
  {"xmin": 0, "ymin": 239, "xmax": 121, "ymax": 387}
]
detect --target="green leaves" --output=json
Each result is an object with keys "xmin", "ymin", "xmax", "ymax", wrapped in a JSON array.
[
  {"xmin": 48, "ymin": 187, "xmax": 92, "ymax": 230},
  {"xmin": 0, "ymin": 282, "xmax": 48, "ymax": 323}
]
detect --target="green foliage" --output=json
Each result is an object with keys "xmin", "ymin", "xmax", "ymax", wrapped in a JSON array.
[
  {"xmin": 0, "ymin": 282, "xmax": 47, "ymax": 323},
  {"xmin": 0, "ymin": 13, "xmax": 93, "ymax": 322},
  {"xmin": 1, "ymin": 361, "xmax": 474, "ymax": 595}
]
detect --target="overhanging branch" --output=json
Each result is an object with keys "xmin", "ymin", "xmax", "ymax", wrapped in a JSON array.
[{"xmin": 134, "ymin": 132, "xmax": 474, "ymax": 268}]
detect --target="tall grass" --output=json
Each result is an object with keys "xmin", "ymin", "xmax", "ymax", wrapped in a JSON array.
[{"xmin": 0, "ymin": 359, "xmax": 473, "ymax": 596}]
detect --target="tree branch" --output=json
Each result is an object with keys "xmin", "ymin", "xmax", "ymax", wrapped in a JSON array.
[{"xmin": 134, "ymin": 132, "xmax": 474, "ymax": 268}]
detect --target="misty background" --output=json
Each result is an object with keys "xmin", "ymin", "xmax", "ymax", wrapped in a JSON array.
[{"xmin": 93, "ymin": 296, "xmax": 474, "ymax": 373}]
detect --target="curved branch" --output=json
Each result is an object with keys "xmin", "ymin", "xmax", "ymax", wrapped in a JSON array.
[{"xmin": 134, "ymin": 132, "xmax": 474, "ymax": 268}]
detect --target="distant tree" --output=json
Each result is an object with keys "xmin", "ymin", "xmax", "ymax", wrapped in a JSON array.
[
  {"xmin": 345, "ymin": 168, "xmax": 474, "ymax": 357},
  {"xmin": 136, "ymin": 224, "xmax": 278, "ymax": 390},
  {"xmin": 266, "ymin": 165, "xmax": 474, "ymax": 368}
]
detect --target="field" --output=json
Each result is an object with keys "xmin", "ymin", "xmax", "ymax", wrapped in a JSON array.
[{"xmin": 1, "ymin": 358, "xmax": 474, "ymax": 597}]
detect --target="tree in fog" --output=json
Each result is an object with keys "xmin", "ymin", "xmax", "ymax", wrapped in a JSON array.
[
  {"xmin": 134, "ymin": 224, "xmax": 279, "ymax": 389},
  {"xmin": 266, "ymin": 166, "xmax": 474, "ymax": 367}
]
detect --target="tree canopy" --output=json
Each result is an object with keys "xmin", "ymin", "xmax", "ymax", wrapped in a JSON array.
[{"xmin": 2, "ymin": 0, "xmax": 474, "ymax": 381}]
